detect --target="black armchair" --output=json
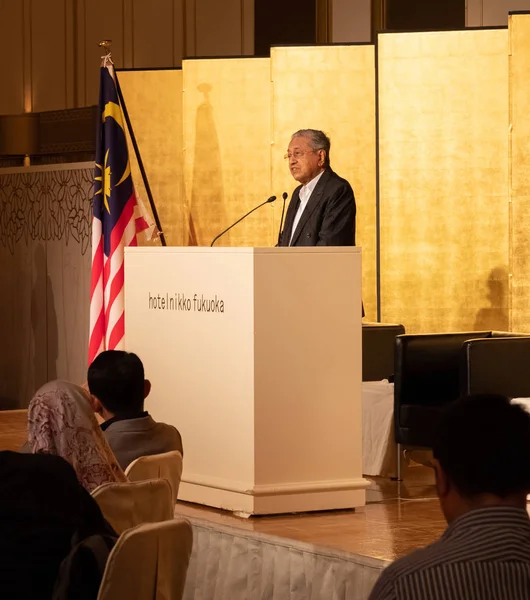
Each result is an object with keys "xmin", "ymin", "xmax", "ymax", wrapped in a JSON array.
[{"xmin": 394, "ymin": 331, "xmax": 530, "ymax": 478}]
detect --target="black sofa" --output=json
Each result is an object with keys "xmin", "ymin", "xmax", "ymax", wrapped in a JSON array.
[{"xmin": 394, "ymin": 331, "xmax": 530, "ymax": 477}]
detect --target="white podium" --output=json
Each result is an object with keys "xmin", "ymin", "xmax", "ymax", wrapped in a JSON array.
[{"xmin": 124, "ymin": 247, "xmax": 368, "ymax": 515}]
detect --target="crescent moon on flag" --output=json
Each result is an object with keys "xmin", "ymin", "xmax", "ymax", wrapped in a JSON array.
[{"xmin": 102, "ymin": 101, "xmax": 131, "ymax": 187}]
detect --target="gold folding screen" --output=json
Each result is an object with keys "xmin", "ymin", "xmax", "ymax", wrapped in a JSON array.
[
  {"xmin": 118, "ymin": 49, "xmax": 377, "ymax": 317},
  {"xmin": 271, "ymin": 46, "xmax": 377, "ymax": 320},
  {"xmin": 378, "ymin": 30, "xmax": 510, "ymax": 332},
  {"xmin": 509, "ymin": 14, "xmax": 530, "ymax": 333},
  {"xmin": 117, "ymin": 70, "xmax": 186, "ymax": 246},
  {"xmin": 120, "ymin": 18, "xmax": 530, "ymax": 334},
  {"xmin": 182, "ymin": 58, "xmax": 273, "ymax": 247}
]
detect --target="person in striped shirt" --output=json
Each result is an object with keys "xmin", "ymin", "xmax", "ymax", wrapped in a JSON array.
[{"xmin": 369, "ymin": 394, "xmax": 530, "ymax": 600}]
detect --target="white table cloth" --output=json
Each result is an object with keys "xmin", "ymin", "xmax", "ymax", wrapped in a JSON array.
[{"xmin": 362, "ymin": 380, "xmax": 396, "ymax": 478}]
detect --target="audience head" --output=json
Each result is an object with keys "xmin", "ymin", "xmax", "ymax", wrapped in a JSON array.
[
  {"xmin": 28, "ymin": 380, "xmax": 125, "ymax": 492},
  {"xmin": 87, "ymin": 350, "xmax": 150, "ymax": 418},
  {"xmin": 433, "ymin": 394, "xmax": 530, "ymax": 523}
]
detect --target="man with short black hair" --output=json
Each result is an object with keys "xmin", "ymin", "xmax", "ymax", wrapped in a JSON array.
[
  {"xmin": 369, "ymin": 394, "xmax": 530, "ymax": 600},
  {"xmin": 87, "ymin": 350, "xmax": 182, "ymax": 470}
]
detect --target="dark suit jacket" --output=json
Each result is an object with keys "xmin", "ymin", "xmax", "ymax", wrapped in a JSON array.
[
  {"xmin": 278, "ymin": 168, "xmax": 356, "ymax": 246},
  {"xmin": 0, "ymin": 451, "xmax": 114, "ymax": 600}
]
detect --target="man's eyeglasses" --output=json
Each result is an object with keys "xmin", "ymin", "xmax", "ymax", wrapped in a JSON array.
[{"xmin": 284, "ymin": 149, "xmax": 316, "ymax": 160}]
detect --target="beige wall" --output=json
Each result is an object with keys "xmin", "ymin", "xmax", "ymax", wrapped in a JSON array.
[
  {"xmin": 467, "ymin": 0, "xmax": 530, "ymax": 26},
  {"xmin": 332, "ymin": 0, "xmax": 530, "ymax": 38},
  {"xmin": 5, "ymin": 0, "xmax": 526, "ymax": 117},
  {"xmin": 331, "ymin": 0, "xmax": 530, "ymax": 40},
  {"xmin": 0, "ymin": 0, "xmax": 254, "ymax": 115},
  {"xmin": 332, "ymin": 0, "xmax": 371, "ymax": 43},
  {"xmin": 0, "ymin": 163, "xmax": 93, "ymax": 409}
]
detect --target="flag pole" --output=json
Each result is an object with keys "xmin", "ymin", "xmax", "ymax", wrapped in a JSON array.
[
  {"xmin": 98, "ymin": 40, "xmax": 167, "ymax": 247},
  {"xmin": 115, "ymin": 77, "xmax": 167, "ymax": 247}
]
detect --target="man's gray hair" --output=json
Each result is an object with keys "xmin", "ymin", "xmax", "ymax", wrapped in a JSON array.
[{"xmin": 291, "ymin": 129, "xmax": 331, "ymax": 167}]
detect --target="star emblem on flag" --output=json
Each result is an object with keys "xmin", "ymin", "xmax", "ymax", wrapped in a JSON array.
[{"xmin": 94, "ymin": 149, "xmax": 112, "ymax": 213}]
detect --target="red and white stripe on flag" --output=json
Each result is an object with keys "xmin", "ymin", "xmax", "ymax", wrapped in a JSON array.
[{"xmin": 88, "ymin": 198, "xmax": 149, "ymax": 365}]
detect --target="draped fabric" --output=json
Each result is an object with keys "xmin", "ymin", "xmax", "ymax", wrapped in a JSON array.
[
  {"xmin": 181, "ymin": 515, "xmax": 387, "ymax": 600},
  {"xmin": 362, "ymin": 381, "xmax": 396, "ymax": 477}
]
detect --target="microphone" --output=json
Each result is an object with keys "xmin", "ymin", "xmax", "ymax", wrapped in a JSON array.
[
  {"xmin": 210, "ymin": 195, "xmax": 276, "ymax": 247},
  {"xmin": 277, "ymin": 192, "xmax": 288, "ymax": 246}
]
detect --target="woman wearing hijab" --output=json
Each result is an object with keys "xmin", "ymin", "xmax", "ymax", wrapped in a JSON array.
[{"xmin": 27, "ymin": 380, "xmax": 127, "ymax": 492}]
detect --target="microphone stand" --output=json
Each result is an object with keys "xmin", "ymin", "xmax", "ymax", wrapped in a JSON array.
[
  {"xmin": 277, "ymin": 192, "xmax": 288, "ymax": 245},
  {"xmin": 210, "ymin": 196, "xmax": 276, "ymax": 247}
]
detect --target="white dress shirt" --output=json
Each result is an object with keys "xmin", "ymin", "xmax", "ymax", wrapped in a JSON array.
[{"xmin": 289, "ymin": 170, "xmax": 325, "ymax": 245}]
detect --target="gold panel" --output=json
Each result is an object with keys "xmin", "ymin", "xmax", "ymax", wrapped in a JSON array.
[
  {"xmin": 509, "ymin": 14, "xmax": 530, "ymax": 332},
  {"xmin": 118, "ymin": 69, "xmax": 186, "ymax": 246},
  {"xmin": 183, "ymin": 58, "xmax": 272, "ymax": 247},
  {"xmin": 378, "ymin": 30, "xmax": 510, "ymax": 333},
  {"xmin": 271, "ymin": 45, "xmax": 377, "ymax": 319}
]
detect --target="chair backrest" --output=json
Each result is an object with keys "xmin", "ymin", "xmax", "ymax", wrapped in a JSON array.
[
  {"xmin": 91, "ymin": 479, "xmax": 173, "ymax": 535},
  {"xmin": 394, "ymin": 331, "xmax": 492, "ymax": 408},
  {"xmin": 96, "ymin": 519, "xmax": 193, "ymax": 600},
  {"xmin": 362, "ymin": 322, "xmax": 405, "ymax": 381},
  {"xmin": 463, "ymin": 336, "xmax": 530, "ymax": 397},
  {"xmin": 125, "ymin": 450, "xmax": 183, "ymax": 503}
]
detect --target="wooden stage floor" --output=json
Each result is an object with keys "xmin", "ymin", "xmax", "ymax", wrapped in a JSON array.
[
  {"xmin": 0, "ymin": 410, "xmax": 27, "ymax": 452},
  {"xmin": 0, "ymin": 411, "xmax": 445, "ymax": 564},
  {"xmin": 175, "ymin": 464, "xmax": 445, "ymax": 564}
]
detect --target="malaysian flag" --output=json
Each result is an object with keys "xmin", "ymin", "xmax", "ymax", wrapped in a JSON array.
[{"xmin": 89, "ymin": 54, "xmax": 149, "ymax": 365}]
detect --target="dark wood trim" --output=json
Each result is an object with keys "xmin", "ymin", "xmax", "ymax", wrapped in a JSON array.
[
  {"xmin": 316, "ymin": 0, "xmax": 332, "ymax": 44},
  {"xmin": 374, "ymin": 30, "xmax": 381, "ymax": 321},
  {"xmin": 372, "ymin": 0, "xmax": 386, "ymax": 42}
]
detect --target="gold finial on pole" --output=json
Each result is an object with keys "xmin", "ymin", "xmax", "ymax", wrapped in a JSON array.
[
  {"xmin": 98, "ymin": 40, "xmax": 112, "ymax": 53},
  {"xmin": 99, "ymin": 40, "xmax": 113, "ymax": 67}
]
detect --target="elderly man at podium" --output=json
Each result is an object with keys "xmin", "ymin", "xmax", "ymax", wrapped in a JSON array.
[{"xmin": 278, "ymin": 129, "xmax": 356, "ymax": 247}]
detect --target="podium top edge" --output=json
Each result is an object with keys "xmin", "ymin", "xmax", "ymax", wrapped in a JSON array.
[{"xmin": 125, "ymin": 247, "xmax": 362, "ymax": 255}]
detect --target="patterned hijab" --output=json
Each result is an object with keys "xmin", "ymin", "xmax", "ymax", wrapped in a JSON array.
[{"xmin": 28, "ymin": 380, "xmax": 127, "ymax": 492}]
